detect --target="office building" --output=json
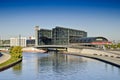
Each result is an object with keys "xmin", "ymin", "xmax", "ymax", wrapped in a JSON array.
[
  {"xmin": 35, "ymin": 26, "xmax": 52, "ymax": 45},
  {"xmin": 38, "ymin": 29, "xmax": 52, "ymax": 45},
  {"xmin": 10, "ymin": 37, "xmax": 27, "ymax": 47},
  {"xmin": 35, "ymin": 26, "xmax": 87, "ymax": 45},
  {"xmin": 26, "ymin": 37, "xmax": 35, "ymax": 47},
  {"xmin": 52, "ymin": 26, "xmax": 87, "ymax": 45}
]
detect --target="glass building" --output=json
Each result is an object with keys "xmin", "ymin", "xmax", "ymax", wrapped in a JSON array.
[
  {"xmin": 52, "ymin": 26, "xmax": 87, "ymax": 45},
  {"xmin": 35, "ymin": 26, "xmax": 87, "ymax": 45},
  {"xmin": 26, "ymin": 37, "xmax": 35, "ymax": 47},
  {"xmin": 72, "ymin": 37, "xmax": 111, "ymax": 44},
  {"xmin": 38, "ymin": 29, "xmax": 52, "ymax": 45}
]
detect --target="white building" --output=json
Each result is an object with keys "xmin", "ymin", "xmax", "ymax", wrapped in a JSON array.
[
  {"xmin": 35, "ymin": 26, "xmax": 40, "ymax": 46},
  {"xmin": 10, "ymin": 37, "xmax": 27, "ymax": 47}
]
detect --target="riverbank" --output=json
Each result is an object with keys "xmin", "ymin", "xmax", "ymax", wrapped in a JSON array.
[
  {"xmin": 0, "ymin": 58, "xmax": 22, "ymax": 72},
  {"xmin": 66, "ymin": 48, "xmax": 120, "ymax": 67},
  {"xmin": 22, "ymin": 47, "xmax": 46, "ymax": 53},
  {"xmin": 0, "ymin": 52, "xmax": 22, "ymax": 72},
  {"xmin": 0, "ymin": 53, "xmax": 11, "ymax": 64}
]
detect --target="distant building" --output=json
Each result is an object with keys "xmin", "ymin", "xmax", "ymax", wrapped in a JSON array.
[
  {"xmin": 71, "ymin": 37, "xmax": 112, "ymax": 47},
  {"xmin": 0, "ymin": 40, "xmax": 10, "ymax": 47},
  {"xmin": 26, "ymin": 37, "xmax": 35, "ymax": 47},
  {"xmin": 35, "ymin": 26, "xmax": 87, "ymax": 45},
  {"xmin": 10, "ymin": 37, "xmax": 27, "ymax": 47},
  {"xmin": 0, "ymin": 37, "xmax": 1, "ymax": 46}
]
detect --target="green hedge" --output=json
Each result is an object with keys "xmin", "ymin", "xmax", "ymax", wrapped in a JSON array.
[
  {"xmin": 105, "ymin": 43, "xmax": 120, "ymax": 49},
  {"xmin": 9, "ymin": 46, "xmax": 23, "ymax": 58}
]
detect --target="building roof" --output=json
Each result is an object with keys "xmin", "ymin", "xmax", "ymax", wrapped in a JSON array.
[{"xmin": 78, "ymin": 37, "xmax": 108, "ymax": 40}]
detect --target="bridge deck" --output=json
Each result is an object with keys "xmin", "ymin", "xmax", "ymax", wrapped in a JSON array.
[{"xmin": 35, "ymin": 45, "xmax": 68, "ymax": 48}]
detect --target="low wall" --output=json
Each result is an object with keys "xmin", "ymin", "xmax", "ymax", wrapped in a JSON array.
[
  {"xmin": 67, "ymin": 48, "xmax": 82, "ymax": 53},
  {"xmin": 81, "ymin": 49, "xmax": 118, "ymax": 57},
  {"xmin": 67, "ymin": 48, "xmax": 118, "ymax": 58},
  {"xmin": 81, "ymin": 49, "xmax": 106, "ymax": 54},
  {"xmin": 66, "ymin": 48, "xmax": 120, "ymax": 67}
]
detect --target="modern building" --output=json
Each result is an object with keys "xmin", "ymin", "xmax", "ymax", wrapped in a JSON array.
[
  {"xmin": 71, "ymin": 37, "xmax": 112, "ymax": 47},
  {"xmin": 26, "ymin": 37, "xmax": 35, "ymax": 47},
  {"xmin": 35, "ymin": 26, "xmax": 87, "ymax": 45},
  {"xmin": 35, "ymin": 26, "xmax": 52, "ymax": 45},
  {"xmin": 38, "ymin": 29, "xmax": 52, "ymax": 45},
  {"xmin": 10, "ymin": 37, "xmax": 27, "ymax": 47},
  {"xmin": 35, "ymin": 26, "xmax": 40, "ymax": 46},
  {"xmin": 52, "ymin": 26, "xmax": 87, "ymax": 45}
]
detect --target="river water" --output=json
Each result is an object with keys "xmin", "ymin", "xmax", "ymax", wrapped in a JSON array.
[{"xmin": 0, "ymin": 52, "xmax": 120, "ymax": 80}]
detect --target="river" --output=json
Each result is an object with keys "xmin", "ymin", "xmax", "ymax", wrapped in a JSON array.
[{"xmin": 0, "ymin": 52, "xmax": 120, "ymax": 80}]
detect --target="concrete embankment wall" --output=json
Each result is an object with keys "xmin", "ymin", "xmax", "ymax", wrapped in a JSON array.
[
  {"xmin": 81, "ymin": 49, "xmax": 118, "ymax": 57},
  {"xmin": 67, "ymin": 48, "xmax": 120, "ymax": 67},
  {"xmin": 67, "ymin": 48, "xmax": 82, "ymax": 53},
  {"xmin": 68, "ymin": 48, "xmax": 119, "ymax": 57}
]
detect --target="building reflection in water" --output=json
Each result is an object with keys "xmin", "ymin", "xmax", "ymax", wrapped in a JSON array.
[
  {"xmin": 11, "ymin": 52, "xmax": 120, "ymax": 77},
  {"xmin": 37, "ymin": 52, "xmax": 88, "ymax": 74},
  {"xmin": 3, "ymin": 52, "xmax": 120, "ymax": 80}
]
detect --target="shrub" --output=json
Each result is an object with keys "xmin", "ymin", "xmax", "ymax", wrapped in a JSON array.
[{"xmin": 9, "ymin": 46, "xmax": 23, "ymax": 58}]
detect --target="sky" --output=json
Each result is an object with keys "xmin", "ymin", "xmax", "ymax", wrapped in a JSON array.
[{"xmin": 0, "ymin": 0, "xmax": 120, "ymax": 41}]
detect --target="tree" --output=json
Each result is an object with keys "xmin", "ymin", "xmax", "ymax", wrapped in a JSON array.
[
  {"xmin": 9, "ymin": 46, "xmax": 23, "ymax": 58},
  {"xmin": 117, "ymin": 43, "xmax": 120, "ymax": 49},
  {"xmin": 105, "ymin": 44, "xmax": 109, "ymax": 49}
]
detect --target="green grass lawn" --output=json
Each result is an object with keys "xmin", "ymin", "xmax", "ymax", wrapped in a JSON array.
[
  {"xmin": 0, "ymin": 57, "xmax": 22, "ymax": 69},
  {"xmin": 0, "ymin": 46, "xmax": 23, "ymax": 70}
]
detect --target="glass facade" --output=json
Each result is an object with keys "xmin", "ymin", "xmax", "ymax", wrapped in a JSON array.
[
  {"xmin": 26, "ymin": 39, "xmax": 35, "ymax": 47},
  {"xmin": 71, "ymin": 37, "xmax": 108, "ymax": 43},
  {"xmin": 36, "ymin": 26, "xmax": 87, "ymax": 45},
  {"xmin": 52, "ymin": 27, "xmax": 69, "ymax": 45},
  {"xmin": 38, "ymin": 29, "xmax": 52, "ymax": 45},
  {"xmin": 52, "ymin": 26, "xmax": 87, "ymax": 45}
]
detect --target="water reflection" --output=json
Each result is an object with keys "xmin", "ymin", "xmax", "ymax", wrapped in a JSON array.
[
  {"xmin": 0, "ymin": 52, "xmax": 120, "ymax": 80},
  {"xmin": 37, "ymin": 52, "xmax": 87, "ymax": 73},
  {"xmin": 12, "ymin": 62, "xmax": 22, "ymax": 75}
]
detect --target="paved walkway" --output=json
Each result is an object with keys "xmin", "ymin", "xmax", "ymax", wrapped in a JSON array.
[{"xmin": 0, "ymin": 53, "xmax": 11, "ymax": 64}]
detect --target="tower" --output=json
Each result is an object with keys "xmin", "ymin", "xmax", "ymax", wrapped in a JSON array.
[{"xmin": 35, "ymin": 26, "xmax": 40, "ymax": 46}]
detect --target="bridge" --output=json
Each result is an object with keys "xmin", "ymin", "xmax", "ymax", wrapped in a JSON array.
[{"xmin": 35, "ymin": 45, "xmax": 69, "ymax": 51}]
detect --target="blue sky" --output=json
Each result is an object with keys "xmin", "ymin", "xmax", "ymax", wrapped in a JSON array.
[{"xmin": 0, "ymin": 0, "xmax": 120, "ymax": 41}]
